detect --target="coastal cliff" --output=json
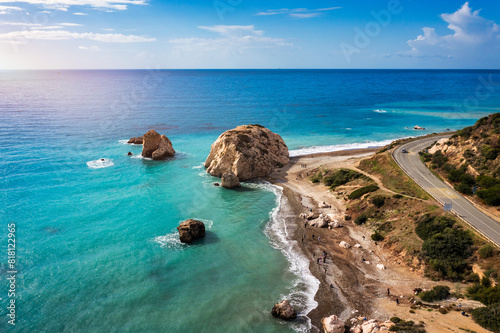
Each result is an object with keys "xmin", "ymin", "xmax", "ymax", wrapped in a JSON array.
[{"xmin": 205, "ymin": 124, "xmax": 289, "ymax": 181}]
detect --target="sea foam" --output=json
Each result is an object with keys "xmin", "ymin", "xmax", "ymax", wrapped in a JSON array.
[
  {"xmin": 87, "ymin": 158, "xmax": 114, "ymax": 169},
  {"xmin": 250, "ymin": 181, "xmax": 319, "ymax": 333},
  {"xmin": 289, "ymin": 139, "xmax": 395, "ymax": 157}
]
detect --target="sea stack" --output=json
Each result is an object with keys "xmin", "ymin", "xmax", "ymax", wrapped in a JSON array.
[
  {"xmin": 177, "ymin": 219, "xmax": 205, "ymax": 244},
  {"xmin": 141, "ymin": 130, "xmax": 175, "ymax": 160},
  {"xmin": 204, "ymin": 125, "xmax": 289, "ymax": 183}
]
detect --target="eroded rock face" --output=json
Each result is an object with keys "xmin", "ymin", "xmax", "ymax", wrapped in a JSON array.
[
  {"xmin": 271, "ymin": 300, "xmax": 297, "ymax": 321},
  {"xmin": 205, "ymin": 125, "xmax": 289, "ymax": 181},
  {"xmin": 128, "ymin": 136, "xmax": 143, "ymax": 144},
  {"xmin": 177, "ymin": 219, "xmax": 205, "ymax": 243},
  {"xmin": 142, "ymin": 130, "xmax": 175, "ymax": 160},
  {"xmin": 221, "ymin": 170, "xmax": 240, "ymax": 188},
  {"xmin": 321, "ymin": 315, "xmax": 345, "ymax": 333}
]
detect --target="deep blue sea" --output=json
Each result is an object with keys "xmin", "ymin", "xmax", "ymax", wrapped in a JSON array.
[{"xmin": 1, "ymin": 70, "xmax": 499, "ymax": 332}]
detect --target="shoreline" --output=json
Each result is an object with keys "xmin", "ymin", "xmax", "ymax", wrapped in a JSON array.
[{"xmin": 267, "ymin": 148, "xmax": 382, "ymax": 330}]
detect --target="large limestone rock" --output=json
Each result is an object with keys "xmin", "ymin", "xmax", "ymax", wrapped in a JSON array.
[
  {"xmin": 142, "ymin": 130, "xmax": 175, "ymax": 160},
  {"xmin": 177, "ymin": 219, "xmax": 205, "ymax": 243},
  {"xmin": 205, "ymin": 125, "xmax": 289, "ymax": 181},
  {"xmin": 271, "ymin": 300, "xmax": 297, "ymax": 321},
  {"xmin": 321, "ymin": 315, "xmax": 345, "ymax": 333},
  {"xmin": 221, "ymin": 170, "xmax": 240, "ymax": 188}
]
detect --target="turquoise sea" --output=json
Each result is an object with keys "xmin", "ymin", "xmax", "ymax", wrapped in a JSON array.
[{"xmin": 1, "ymin": 70, "xmax": 500, "ymax": 332}]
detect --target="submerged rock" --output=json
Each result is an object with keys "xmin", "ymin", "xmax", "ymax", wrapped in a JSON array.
[
  {"xmin": 321, "ymin": 314, "xmax": 345, "ymax": 333},
  {"xmin": 177, "ymin": 219, "xmax": 205, "ymax": 244},
  {"xmin": 221, "ymin": 170, "xmax": 240, "ymax": 188},
  {"xmin": 142, "ymin": 130, "xmax": 175, "ymax": 160},
  {"xmin": 271, "ymin": 300, "xmax": 297, "ymax": 321},
  {"xmin": 127, "ymin": 151, "xmax": 132, "ymax": 156},
  {"xmin": 205, "ymin": 124, "xmax": 289, "ymax": 181}
]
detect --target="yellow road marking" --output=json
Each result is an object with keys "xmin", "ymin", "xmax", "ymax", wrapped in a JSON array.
[{"xmin": 426, "ymin": 188, "xmax": 460, "ymax": 199}]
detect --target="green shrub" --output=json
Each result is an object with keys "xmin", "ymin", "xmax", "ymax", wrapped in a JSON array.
[
  {"xmin": 354, "ymin": 214, "xmax": 368, "ymax": 225},
  {"xmin": 432, "ymin": 150, "xmax": 449, "ymax": 167},
  {"xmin": 477, "ymin": 185, "xmax": 500, "ymax": 206},
  {"xmin": 467, "ymin": 284, "xmax": 500, "ymax": 306},
  {"xmin": 310, "ymin": 171, "xmax": 322, "ymax": 183},
  {"xmin": 422, "ymin": 229, "xmax": 473, "ymax": 261},
  {"xmin": 371, "ymin": 231, "xmax": 385, "ymax": 241},
  {"xmin": 482, "ymin": 277, "xmax": 492, "ymax": 288},
  {"xmin": 472, "ymin": 304, "xmax": 500, "ymax": 333},
  {"xmin": 371, "ymin": 196, "xmax": 385, "ymax": 208},
  {"xmin": 477, "ymin": 175, "xmax": 500, "ymax": 189},
  {"xmin": 448, "ymin": 168, "xmax": 465, "ymax": 183},
  {"xmin": 393, "ymin": 194, "xmax": 403, "ymax": 199},
  {"xmin": 415, "ymin": 214, "xmax": 455, "ymax": 241},
  {"xmin": 390, "ymin": 317, "xmax": 402, "ymax": 323},
  {"xmin": 481, "ymin": 146, "xmax": 499, "ymax": 160},
  {"xmin": 348, "ymin": 185, "xmax": 379, "ymax": 200},
  {"xmin": 479, "ymin": 244, "xmax": 495, "ymax": 259},
  {"xmin": 419, "ymin": 285, "xmax": 450, "ymax": 302},
  {"xmin": 455, "ymin": 182, "xmax": 473, "ymax": 195},
  {"xmin": 323, "ymin": 169, "xmax": 363, "ymax": 190}
]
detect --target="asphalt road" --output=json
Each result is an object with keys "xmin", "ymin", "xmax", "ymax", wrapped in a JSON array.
[{"xmin": 392, "ymin": 134, "xmax": 500, "ymax": 247}]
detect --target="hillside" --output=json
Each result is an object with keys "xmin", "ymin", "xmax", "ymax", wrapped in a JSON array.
[{"xmin": 423, "ymin": 113, "xmax": 500, "ymax": 207}]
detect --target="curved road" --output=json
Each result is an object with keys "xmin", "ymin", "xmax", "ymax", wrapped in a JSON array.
[{"xmin": 392, "ymin": 135, "xmax": 500, "ymax": 247}]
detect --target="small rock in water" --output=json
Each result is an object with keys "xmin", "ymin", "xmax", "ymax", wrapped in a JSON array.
[
  {"xmin": 221, "ymin": 170, "xmax": 240, "ymax": 188},
  {"xmin": 214, "ymin": 183, "xmax": 220, "ymax": 187},
  {"xmin": 177, "ymin": 219, "xmax": 205, "ymax": 244},
  {"xmin": 127, "ymin": 152, "xmax": 132, "ymax": 156},
  {"xmin": 271, "ymin": 300, "xmax": 297, "ymax": 321}
]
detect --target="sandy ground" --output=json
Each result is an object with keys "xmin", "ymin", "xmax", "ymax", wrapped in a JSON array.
[{"xmin": 266, "ymin": 149, "xmax": 490, "ymax": 332}]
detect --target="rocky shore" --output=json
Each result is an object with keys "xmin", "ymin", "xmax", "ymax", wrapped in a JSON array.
[{"xmin": 266, "ymin": 149, "xmax": 488, "ymax": 333}]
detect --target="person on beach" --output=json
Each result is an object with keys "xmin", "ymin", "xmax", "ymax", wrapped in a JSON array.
[
  {"xmin": 318, "ymin": 236, "xmax": 321, "ymax": 242},
  {"xmin": 324, "ymin": 267, "xmax": 327, "ymax": 274},
  {"xmin": 323, "ymin": 256, "xmax": 326, "ymax": 263},
  {"xmin": 330, "ymin": 284, "xmax": 334, "ymax": 289},
  {"xmin": 317, "ymin": 258, "xmax": 320, "ymax": 264},
  {"xmin": 387, "ymin": 288, "xmax": 390, "ymax": 296},
  {"xmin": 312, "ymin": 234, "xmax": 315, "ymax": 240},
  {"xmin": 396, "ymin": 298, "xmax": 399, "ymax": 305}
]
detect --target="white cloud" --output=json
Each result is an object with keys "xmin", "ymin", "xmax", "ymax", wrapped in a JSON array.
[
  {"xmin": 0, "ymin": 30, "xmax": 156, "ymax": 43},
  {"xmin": 60, "ymin": 23, "xmax": 83, "ymax": 27},
  {"xmin": 198, "ymin": 25, "xmax": 263, "ymax": 36},
  {"xmin": 31, "ymin": 25, "xmax": 63, "ymax": 29},
  {"xmin": 0, "ymin": 21, "xmax": 39, "ymax": 26},
  {"xmin": 79, "ymin": 45, "xmax": 100, "ymax": 51},
  {"xmin": 256, "ymin": 7, "xmax": 341, "ymax": 19},
  {"xmin": 169, "ymin": 25, "xmax": 291, "ymax": 57},
  {"xmin": 73, "ymin": 12, "xmax": 87, "ymax": 15},
  {"xmin": 0, "ymin": 5, "xmax": 23, "ymax": 12},
  {"xmin": 0, "ymin": 0, "xmax": 149, "ymax": 11},
  {"xmin": 405, "ymin": 2, "xmax": 499, "ymax": 58}
]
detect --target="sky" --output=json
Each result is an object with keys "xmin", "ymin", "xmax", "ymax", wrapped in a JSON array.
[{"xmin": 0, "ymin": 0, "xmax": 499, "ymax": 69}]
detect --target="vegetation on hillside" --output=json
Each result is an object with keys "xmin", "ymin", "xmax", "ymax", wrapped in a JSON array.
[{"xmin": 422, "ymin": 113, "xmax": 500, "ymax": 206}]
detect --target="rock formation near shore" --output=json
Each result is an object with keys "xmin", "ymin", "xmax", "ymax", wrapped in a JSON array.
[
  {"xmin": 142, "ymin": 130, "xmax": 175, "ymax": 160},
  {"xmin": 221, "ymin": 170, "xmax": 240, "ymax": 188},
  {"xmin": 271, "ymin": 300, "xmax": 297, "ymax": 321},
  {"xmin": 177, "ymin": 219, "xmax": 205, "ymax": 243},
  {"xmin": 127, "ymin": 136, "xmax": 143, "ymax": 144},
  {"xmin": 321, "ymin": 315, "xmax": 345, "ymax": 333},
  {"xmin": 204, "ymin": 124, "xmax": 289, "ymax": 181}
]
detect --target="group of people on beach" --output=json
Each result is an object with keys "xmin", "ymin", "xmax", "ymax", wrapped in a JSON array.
[{"xmin": 299, "ymin": 164, "xmax": 307, "ymax": 168}]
